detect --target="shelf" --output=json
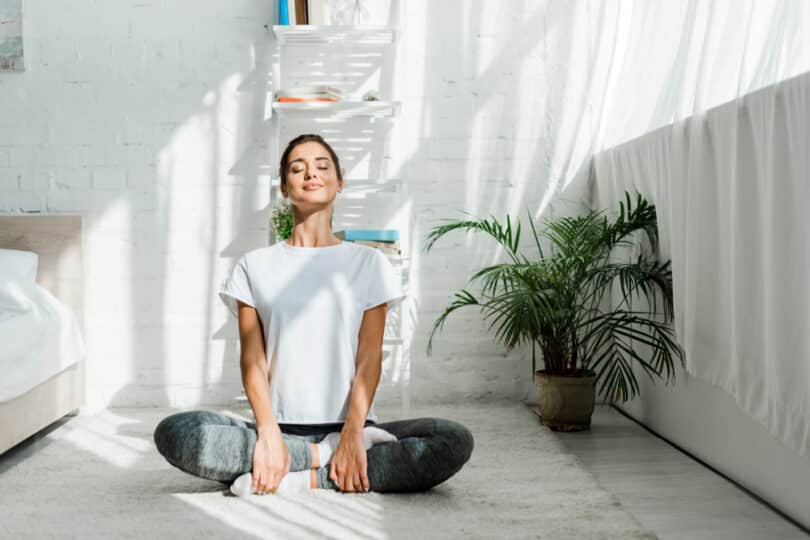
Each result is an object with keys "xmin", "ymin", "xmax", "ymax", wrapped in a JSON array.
[
  {"xmin": 272, "ymin": 99, "xmax": 399, "ymax": 118},
  {"xmin": 272, "ymin": 24, "xmax": 397, "ymax": 45}
]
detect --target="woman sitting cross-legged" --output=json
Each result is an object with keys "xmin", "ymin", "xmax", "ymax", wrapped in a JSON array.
[{"xmin": 153, "ymin": 133, "xmax": 474, "ymax": 495}]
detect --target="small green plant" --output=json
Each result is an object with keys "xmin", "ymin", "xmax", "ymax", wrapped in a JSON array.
[
  {"xmin": 423, "ymin": 191, "xmax": 685, "ymax": 403},
  {"xmin": 272, "ymin": 198, "xmax": 294, "ymax": 240}
]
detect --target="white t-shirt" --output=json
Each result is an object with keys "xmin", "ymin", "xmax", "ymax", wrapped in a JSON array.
[{"xmin": 218, "ymin": 240, "xmax": 406, "ymax": 424}]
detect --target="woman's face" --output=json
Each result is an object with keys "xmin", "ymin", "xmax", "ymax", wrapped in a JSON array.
[{"xmin": 283, "ymin": 141, "xmax": 342, "ymax": 208}]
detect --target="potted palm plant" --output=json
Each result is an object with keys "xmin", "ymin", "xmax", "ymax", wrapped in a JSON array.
[{"xmin": 424, "ymin": 191, "xmax": 685, "ymax": 431}]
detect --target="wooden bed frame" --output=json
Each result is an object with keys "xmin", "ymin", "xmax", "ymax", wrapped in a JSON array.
[{"xmin": 0, "ymin": 215, "xmax": 85, "ymax": 455}]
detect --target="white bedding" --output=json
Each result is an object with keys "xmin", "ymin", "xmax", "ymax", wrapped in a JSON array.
[{"xmin": 0, "ymin": 278, "xmax": 86, "ymax": 402}]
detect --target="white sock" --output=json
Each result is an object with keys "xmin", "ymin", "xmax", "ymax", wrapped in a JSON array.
[
  {"xmin": 229, "ymin": 470, "xmax": 312, "ymax": 497},
  {"xmin": 230, "ymin": 472, "xmax": 254, "ymax": 497},
  {"xmin": 277, "ymin": 470, "xmax": 312, "ymax": 493},
  {"xmin": 315, "ymin": 426, "xmax": 398, "ymax": 466}
]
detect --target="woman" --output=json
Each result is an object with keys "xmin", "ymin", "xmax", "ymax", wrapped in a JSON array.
[{"xmin": 153, "ymin": 134, "xmax": 474, "ymax": 496}]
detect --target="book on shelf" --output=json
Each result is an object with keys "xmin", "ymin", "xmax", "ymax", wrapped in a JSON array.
[
  {"xmin": 276, "ymin": 85, "xmax": 344, "ymax": 97},
  {"xmin": 275, "ymin": 85, "xmax": 344, "ymax": 102},
  {"xmin": 276, "ymin": 96, "xmax": 340, "ymax": 103},
  {"xmin": 335, "ymin": 230, "xmax": 402, "ymax": 260},
  {"xmin": 356, "ymin": 240, "xmax": 401, "ymax": 258},
  {"xmin": 295, "ymin": 0, "xmax": 308, "ymax": 24},
  {"xmin": 334, "ymin": 229, "xmax": 399, "ymax": 242},
  {"xmin": 278, "ymin": 0, "xmax": 309, "ymax": 25}
]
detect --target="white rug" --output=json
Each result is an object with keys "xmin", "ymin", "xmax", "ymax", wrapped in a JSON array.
[{"xmin": 0, "ymin": 399, "xmax": 656, "ymax": 539}]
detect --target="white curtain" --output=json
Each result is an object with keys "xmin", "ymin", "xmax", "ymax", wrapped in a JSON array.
[
  {"xmin": 589, "ymin": 62, "xmax": 810, "ymax": 460},
  {"xmin": 545, "ymin": 0, "xmax": 810, "ymax": 204}
]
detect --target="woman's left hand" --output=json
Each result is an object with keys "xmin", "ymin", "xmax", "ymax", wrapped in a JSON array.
[{"xmin": 329, "ymin": 430, "xmax": 369, "ymax": 493}]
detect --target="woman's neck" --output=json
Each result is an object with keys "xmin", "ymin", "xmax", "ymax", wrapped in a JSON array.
[{"xmin": 284, "ymin": 232, "xmax": 341, "ymax": 248}]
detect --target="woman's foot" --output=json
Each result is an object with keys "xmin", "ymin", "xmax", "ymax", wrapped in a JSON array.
[
  {"xmin": 230, "ymin": 469, "xmax": 317, "ymax": 497},
  {"xmin": 314, "ymin": 426, "xmax": 398, "ymax": 467},
  {"xmin": 230, "ymin": 472, "xmax": 254, "ymax": 496}
]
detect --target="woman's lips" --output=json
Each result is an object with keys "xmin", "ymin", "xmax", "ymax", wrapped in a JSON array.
[{"xmin": 304, "ymin": 184, "xmax": 323, "ymax": 191}]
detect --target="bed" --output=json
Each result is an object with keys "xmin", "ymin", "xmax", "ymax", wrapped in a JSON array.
[{"xmin": 0, "ymin": 215, "xmax": 85, "ymax": 456}]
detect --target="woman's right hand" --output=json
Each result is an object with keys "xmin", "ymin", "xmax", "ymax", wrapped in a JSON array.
[{"xmin": 252, "ymin": 427, "xmax": 291, "ymax": 494}]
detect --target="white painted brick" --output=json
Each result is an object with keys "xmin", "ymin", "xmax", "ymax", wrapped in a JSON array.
[
  {"xmin": 17, "ymin": 168, "xmax": 53, "ymax": 191},
  {"xmin": 55, "ymin": 168, "xmax": 92, "ymax": 189},
  {"xmin": 121, "ymin": 144, "xmax": 158, "ymax": 167},
  {"xmin": 126, "ymin": 165, "xmax": 158, "ymax": 190},
  {"xmin": 127, "ymin": 189, "xmax": 158, "ymax": 212},
  {"xmin": 48, "ymin": 119, "xmax": 110, "ymax": 147},
  {"xmin": 0, "ymin": 125, "xmax": 48, "ymax": 146},
  {"xmin": 0, "ymin": 191, "xmax": 46, "ymax": 213},
  {"xmin": 34, "ymin": 145, "xmax": 81, "ymax": 167},
  {"xmin": 46, "ymin": 187, "xmax": 95, "ymax": 212},
  {"xmin": 49, "ymin": 83, "xmax": 96, "ymax": 115},
  {"xmin": 426, "ymin": 138, "xmax": 470, "ymax": 160},
  {"xmin": 0, "ymin": 169, "xmax": 22, "ymax": 190},
  {"xmin": 8, "ymin": 146, "xmax": 39, "ymax": 168},
  {"xmin": 0, "ymin": 149, "xmax": 9, "ymax": 167},
  {"xmin": 92, "ymin": 166, "xmax": 127, "ymax": 190},
  {"xmin": 118, "ymin": 119, "xmax": 148, "ymax": 146},
  {"xmin": 78, "ymin": 144, "xmax": 117, "ymax": 167}
]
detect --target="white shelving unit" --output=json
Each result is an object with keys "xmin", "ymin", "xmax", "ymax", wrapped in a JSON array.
[
  {"xmin": 268, "ymin": 23, "xmax": 402, "ymax": 193},
  {"xmin": 272, "ymin": 24, "xmax": 397, "ymax": 46},
  {"xmin": 268, "ymin": 23, "xmax": 408, "ymax": 351},
  {"xmin": 271, "ymin": 99, "xmax": 400, "ymax": 118}
]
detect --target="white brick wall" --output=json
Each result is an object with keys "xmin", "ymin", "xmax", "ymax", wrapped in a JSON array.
[{"xmin": 0, "ymin": 0, "xmax": 591, "ymax": 410}]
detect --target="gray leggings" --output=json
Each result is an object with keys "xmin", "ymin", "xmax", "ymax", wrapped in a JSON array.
[{"xmin": 153, "ymin": 410, "xmax": 474, "ymax": 493}]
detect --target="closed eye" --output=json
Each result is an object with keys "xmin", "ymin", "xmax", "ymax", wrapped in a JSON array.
[{"xmin": 291, "ymin": 167, "xmax": 329, "ymax": 173}]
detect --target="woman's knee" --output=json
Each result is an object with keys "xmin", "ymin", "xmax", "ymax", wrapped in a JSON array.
[
  {"xmin": 404, "ymin": 418, "xmax": 474, "ymax": 490},
  {"xmin": 154, "ymin": 412, "xmax": 182, "ymax": 459},
  {"xmin": 378, "ymin": 416, "xmax": 474, "ymax": 470},
  {"xmin": 153, "ymin": 410, "xmax": 208, "ymax": 460},
  {"xmin": 434, "ymin": 418, "xmax": 474, "ymax": 472}
]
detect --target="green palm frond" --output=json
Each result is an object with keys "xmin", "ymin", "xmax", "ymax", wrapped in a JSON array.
[
  {"xmin": 582, "ymin": 255, "xmax": 674, "ymax": 321},
  {"xmin": 423, "ymin": 211, "xmax": 523, "ymax": 262},
  {"xmin": 525, "ymin": 205, "xmax": 545, "ymax": 259},
  {"xmin": 469, "ymin": 260, "xmax": 557, "ymax": 298},
  {"xmin": 603, "ymin": 191, "xmax": 660, "ymax": 253},
  {"xmin": 468, "ymin": 263, "xmax": 524, "ymax": 297},
  {"xmin": 482, "ymin": 286, "xmax": 559, "ymax": 352},
  {"xmin": 425, "ymin": 289, "xmax": 480, "ymax": 358},
  {"xmin": 576, "ymin": 309, "xmax": 685, "ymax": 401}
]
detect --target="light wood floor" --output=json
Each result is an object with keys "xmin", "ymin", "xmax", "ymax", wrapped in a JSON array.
[{"xmin": 531, "ymin": 403, "xmax": 810, "ymax": 540}]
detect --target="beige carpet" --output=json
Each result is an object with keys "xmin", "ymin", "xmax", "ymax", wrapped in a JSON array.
[{"xmin": 0, "ymin": 398, "xmax": 657, "ymax": 539}]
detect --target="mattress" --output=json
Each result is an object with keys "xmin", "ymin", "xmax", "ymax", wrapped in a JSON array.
[{"xmin": 0, "ymin": 278, "xmax": 86, "ymax": 402}]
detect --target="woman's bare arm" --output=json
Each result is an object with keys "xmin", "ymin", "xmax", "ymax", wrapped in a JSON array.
[
  {"xmin": 237, "ymin": 299, "xmax": 290, "ymax": 494},
  {"xmin": 329, "ymin": 302, "xmax": 387, "ymax": 492},
  {"xmin": 236, "ymin": 300, "xmax": 280, "ymax": 435},
  {"xmin": 343, "ymin": 303, "xmax": 387, "ymax": 434}
]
